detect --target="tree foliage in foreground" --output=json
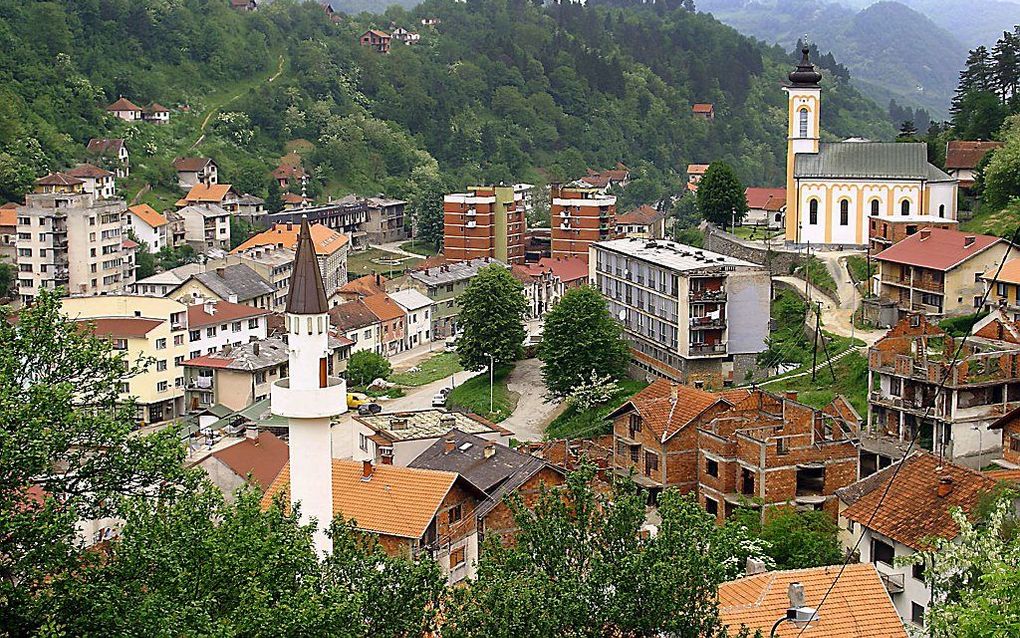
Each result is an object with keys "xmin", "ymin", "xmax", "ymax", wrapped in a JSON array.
[
  {"xmin": 697, "ymin": 162, "xmax": 748, "ymax": 229},
  {"xmin": 456, "ymin": 264, "xmax": 528, "ymax": 371},
  {"xmin": 539, "ymin": 285, "xmax": 631, "ymax": 399},
  {"xmin": 728, "ymin": 507, "xmax": 841, "ymax": 570}
]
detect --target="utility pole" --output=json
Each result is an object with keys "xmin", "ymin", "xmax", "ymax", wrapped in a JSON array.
[
  {"xmin": 804, "ymin": 240, "xmax": 811, "ymax": 300},
  {"xmin": 817, "ymin": 302, "xmax": 837, "ymax": 383},
  {"xmin": 811, "ymin": 302, "xmax": 821, "ymax": 382}
]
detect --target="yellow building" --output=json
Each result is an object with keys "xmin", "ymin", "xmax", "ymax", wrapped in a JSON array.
[{"xmin": 61, "ymin": 296, "xmax": 189, "ymax": 424}]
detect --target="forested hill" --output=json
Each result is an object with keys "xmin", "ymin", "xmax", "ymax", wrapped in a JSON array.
[{"xmin": 0, "ymin": 0, "xmax": 892, "ymax": 206}]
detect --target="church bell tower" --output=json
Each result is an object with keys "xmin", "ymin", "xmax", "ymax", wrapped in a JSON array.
[{"xmin": 784, "ymin": 45, "xmax": 823, "ymax": 243}]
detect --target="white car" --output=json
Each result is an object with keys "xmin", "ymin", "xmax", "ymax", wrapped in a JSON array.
[
  {"xmin": 431, "ymin": 392, "xmax": 447, "ymax": 407},
  {"xmin": 444, "ymin": 335, "xmax": 459, "ymax": 351}
]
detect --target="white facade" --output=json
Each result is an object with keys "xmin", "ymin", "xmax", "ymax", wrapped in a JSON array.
[
  {"xmin": 184, "ymin": 300, "xmax": 268, "ymax": 359},
  {"xmin": 125, "ymin": 212, "xmax": 167, "ymax": 252},
  {"xmin": 390, "ymin": 288, "xmax": 434, "ymax": 348},
  {"xmin": 178, "ymin": 204, "xmax": 230, "ymax": 251}
]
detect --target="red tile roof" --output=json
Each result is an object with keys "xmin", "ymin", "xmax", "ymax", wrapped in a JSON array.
[
  {"xmin": 233, "ymin": 222, "xmax": 348, "ymax": 255},
  {"xmin": 841, "ymin": 452, "xmax": 996, "ymax": 550},
  {"xmin": 692, "ymin": 103, "xmax": 714, "ymax": 113},
  {"xmin": 536, "ymin": 256, "xmax": 588, "ymax": 283},
  {"xmin": 609, "ymin": 378, "xmax": 720, "ymax": 442},
  {"xmin": 616, "ymin": 205, "xmax": 664, "ymax": 226},
  {"xmin": 986, "ymin": 468, "xmax": 1020, "ymax": 483},
  {"xmin": 211, "ymin": 432, "xmax": 289, "ymax": 491},
  {"xmin": 65, "ymin": 164, "xmax": 113, "ymax": 179},
  {"xmin": 182, "ymin": 354, "xmax": 236, "ymax": 369},
  {"xmin": 106, "ymin": 97, "xmax": 142, "ymax": 112},
  {"xmin": 338, "ymin": 274, "xmax": 387, "ymax": 297},
  {"xmin": 121, "ymin": 238, "xmax": 138, "ymax": 250},
  {"xmin": 687, "ymin": 163, "xmax": 709, "ymax": 175},
  {"xmin": 186, "ymin": 299, "xmax": 268, "ymax": 328},
  {"xmin": 945, "ymin": 140, "xmax": 1003, "ymax": 170},
  {"xmin": 77, "ymin": 318, "xmax": 163, "ymax": 338},
  {"xmin": 361, "ymin": 293, "xmax": 405, "ymax": 323},
  {"xmin": 0, "ymin": 207, "xmax": 16, "ymax": 228},
  {"xmin": 744, "ymin": 187, "xmax": 786, "ymax": 210},
  {"xmin": 178, "ymin": 183, "xmax": 236, "ymax": 205},
  {"xmin": 875, "ymin": 228, "xmax": 1003, "ymax": 271},
  {"xmin": 173, "ymin": 157, "xmax": 213, "ymax": 172},
  {"xmin": 35, "ymin": 172, "xmax": 83, "ymax": 187}
]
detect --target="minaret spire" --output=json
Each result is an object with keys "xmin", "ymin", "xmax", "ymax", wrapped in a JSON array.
[{"xmin": 286, "ymin": 216, "xmax": 328, "ymax": 315}]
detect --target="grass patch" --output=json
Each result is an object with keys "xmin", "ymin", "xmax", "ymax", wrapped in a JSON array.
[
  {"xmin": 673, "ymin": 227, "xmax": 704, "ymax": 248},
  {"xmin": 400, "ymin": 240, "xmax": 438, "ymax": 257},
  {"xmin": 765, "ymin": 351, "xmax": 869, "ymax": 417},
  {"xmin": 347, "ymin": 248, "xmax": 423, "ymax": 280},
  {"xmin": 545, "ymin": 379, "xmax": 649, "ymax": 440},
  {"xmin": 959, "ymin": 202, "xmax": 1019, "ymax": 237},
  {"xmin": 845, "ymin": 255, "xmax": 872, "ymax": 283},
  {"xmin": 389, "ymin": 352, "xmax": 463, "ymax": 387},
  {"xmin": 793, "ymin": 256, "xmax": 838, "ymax": 299},
  {"xmin": 446, "ymin": 365, "xmax": 518, "ymax": 422},
  {"xmin": 731, "ymin": 225, "xmax": 781, "ymax": 241}
]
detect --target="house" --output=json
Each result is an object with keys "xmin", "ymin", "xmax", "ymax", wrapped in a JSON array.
[
  {"xmin": 391, "ymin": 27, "xmax": 420, "ymax": 44},
  {"xmin": 125, "ymin": 203, "xmax": 169, "ymax": 252},
  {"xmin": 409, "ymin": 429, "xmax": 566, "ymax": 547},
  {"xmin": 176, "ymin": 204, "xmax": 231, "ymax": 251},
  {"xmin": 592, "ymin": 238, "xmax": 770, "ymax": 385},
  {"xmin": 121, "ymin": 238, "xmax": 138, "ymax": 285},
  {"xmin": 511, "ymin": 264, "xmax": 558, "ymax": 319},
  {"xmin": 319, "ymin": 1, "xmax": 342, "ymax": 23},
  {"xmin": 173, "ymin": 157, "xmax": 219, "ymax": 189},
  {"xmin": 343, "ymin": 409, "xmax": 511, "ymax": 467},
  {"xmin": 575, "ymin": 164, "xmax": 630, "ymax": 192},
  {"xmin": 232, "ymin": 222, "xmax": 349, "ymax": 296},
  {"xmin": 262, "ymin": 459, "xmax": 484, "ymax": 583},
  {"xmin": 184, "ymin": 298, "xmax": 269, "ymax": 356},
  {"xmin": 837, "ymin": 452, "xmax": 995, "ymax": 627},
  {"xmin": 86, "ymin": 138, "xmax": 129, "ymax": 177},
  {"xmin": 864, "ymin": 311, "xmax": 1020, "ymax": 469},
  {"xmin": 691, "ymin": 103, "xmax": 715, "ymax": 120},
  {"xmin": 989, "ymin": 402, "xmax": 1020, "ymax": 467},
  {"xmin": 271, "ymin": 157, "xmax": 307, "ymax": 190},
  {"xmin": 359, "ymin": 29, "xmax": 391, "ymax": 53},
  {"xmin": 406, "ymin": 257, "xmax": 509, "ymax": 339},
  {"xmin": 209, "ymin": 244, "xmax": 295, "ymax": 312},
  {"xmin": 443, "ymin": 186, "xmax": 525, "ymax": 264},
  {"xmin": 264, "ymin": 196, "xmax": 370, "ymax": 249},
  {"xmin": 0, "ymin": 203, "xmax": 17, "ymax": 269},
  {"xmin": 197, "ymin": 430, "xmax": 289, "ymax": 499},
  {"xmin": 106, "ymin": 97, "xmax": 142, "ymax": 121},
  {"xmin": 168, "ymin": 264, "xmax": 276, "ymax": 310},
  {"xmin": 421, "ymin": 17, "xmax": 441, "ymax": 26},
  {"xmin": 142, "ymin": 103, "xmax": 170, "ymax": 124},
  {"xmin": 615, "ymin": 205, "xmax": 666, "ymax": 239},
  {"xmin": 176, "ymin": 183, "xmax": 239, "ymax": 213},
  {"xmin": 872, "ymin": 228, "xmax": 1009, "ymax": 320},
  {"xmin": 229, "ymin": 0, "xmax": 257, "ymax": 10},
  {"xmin": 363, "ymin": 197, "xmax": 409, "ymax": 244},
  {"xmin": 331, "ymin": 273, "xmax": 387, "ymax": 305},
  {"xmin": 389, "ymin": 288, "xmax": 433, "ymax": 349},
  {"xmin": 743, "ymin": 187, "xmax": 786, "ymax": 228},
  {"xmin": 130, "ymin": 263, "xmax": 204, "ymax": 297},
  {"xmin": 685, "ymin": 164, "xmax": 708, "ymax": 193},
  {"xmin": 980, "ymin": 258, "xmax": 1020, "ymax": 321},
  {"xmin": 945, "ymin": 140, "xmax": 1003, "ymax": 190},
  {"xmin": 329, "ymin": 299, "xmax": 382, "ymax": 353},
  {"xmin": 362, "ymin": 293, "xmax": 405, "ymax": 356},
  {"xmin": 33, "ymin": 172, "xmax": 84, "ymax": 195},
  {"xmin": 236, "ymin": 193, "xmax": 265, "ymax": 220},
  {"xmin": 532, "ymin": 256, "xmax": 589, "ymax": 291},
  {"xmin": 64, "ymin": 164, "xmax": 116, "ymax": 199},
  {"xmin": 782, "ymin": 47, "xmax": 957, "ymax": 249},
  {"xmin": 282, "ymin": 192, "xmax": 313, "ymax": 209},
  {"xmin": 550, "ymin": 184, "xmax": 616, "ymax": 262},
  {"xmin": 719, "ymin": 564, "xmax": 907, "ymax": 637}
]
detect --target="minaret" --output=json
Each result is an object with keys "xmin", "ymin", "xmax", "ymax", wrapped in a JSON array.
[
  {"xmin": 784, "ymin": 45, "xmax": 823, "ymax": 244},
  {"xmin": 270, "ymin": 216, "xmax": 346, "ymax": 555}
]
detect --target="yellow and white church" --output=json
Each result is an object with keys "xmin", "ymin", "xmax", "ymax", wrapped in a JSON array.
[{"xmin": 783, "ymin": 47, "xmax": 958, "ymax": 251}]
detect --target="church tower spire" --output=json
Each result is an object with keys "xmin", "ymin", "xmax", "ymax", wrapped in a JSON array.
[
  {"xmin": 271, "ymin": 216, "xmax": 346, "ymax": 555},
  {"xmin": 784, "ymin": 44, "xmax": 823, "ymax": 244}
]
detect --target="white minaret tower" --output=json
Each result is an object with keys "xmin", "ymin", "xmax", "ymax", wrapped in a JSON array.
[
  {"xmin": 270, "ymin": 216, "xmax": 346, "ymax": 555},
  {"xmin": 784, "ymin": 44, "xmax": 823, "ymax": 244}
]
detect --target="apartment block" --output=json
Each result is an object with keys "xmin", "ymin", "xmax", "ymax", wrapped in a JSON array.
[
  {"xmin": 591, "ymin": 238, "xmax": 770, "ymax": 386},
  {"xmin": 16, "ymin": 188, "xmax": 133, "ymax": 304},
  {"xmin": 406, "ymin": 257, "xmax": 508, "ymax": 339},
  {"xmin": 864, "ymin": 311, "xmax": 1020, "ymax": 470},
  {"xmin": 208, "ymin": 244, "xmax": 295, "ymax": 312},
  {"xmin": 363, "ymin": 197, "xmax": 410, "ymax": 244},
  {"xmin": 550, "ymin": 185, "xmax": 616, "ymax": 261},
  {"xmin": 443, "ymin": 186, "xmax": 525, "ymax": 264}
]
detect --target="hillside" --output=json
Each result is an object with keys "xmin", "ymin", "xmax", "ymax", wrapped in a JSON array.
[
  {"xmin": 829, "ymin": 0, "xmax": 1020, "ymax": 48},
  {"xmin": 0, "ymin": 0, "xmax": 893, "ymax": 209},
  {"xmin": 698, "ymin": 0, "xmax": 968, "ymax": 118}
]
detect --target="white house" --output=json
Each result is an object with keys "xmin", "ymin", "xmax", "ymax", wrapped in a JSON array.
[
  {"xmin": 125, "ymin": 204, "xmax": 169, "ymax": 252},
  {"xmin": 86, "ymin": 138, "xmax": 130, "ymax": 178},
  {"xmin": 183, "ymin": 298, "xmax": 269, "ymax": 360},
  {"xmin": 173, "ymin": 157, "xmax": 219, "ymax": 189},
  {"xmin": 177, "ymin": 204, "xmax": 231, "ymax": 251},
  {"xmin": 64, "ymin": 164, "xmax": 116, "ymax": 200},
  {"xmin": 328, "ymin": 299, "xmax": 383, "ymax": 354},
  {"xmin": 106, "ymin": 97, "xmax": 142, "ymax": 121},
  {"xmin": 389, "ymin": 288, "xmax": 434, "ymax": 349}
]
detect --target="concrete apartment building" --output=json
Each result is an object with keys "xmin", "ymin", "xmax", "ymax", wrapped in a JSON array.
[
  {"xmin": 209, "ymin": 244, "xmax": 295, "ymax": 312},
  {"xmin": 183, "ymin": 299, "xmax": 269, "ymax": 358},
  {"xmin": 551, "ymin": 184, "xmax": 616, "ymax": 261},
  {"xmin": 872, "ymin": 228, "xmax": 1009, "ymax": 320},
  {"xmin": 62, "ymin": 295, "xmax": 189, "ymax": 425},
  {"xmin": 865, "ymin": 311, "xmax": 1020, "ymax": 470},
  {"xmin": 16, "ymin": 187, "xmax": 133, "ymax": 304},
  {"xmin": 389, "ymin": 288, "xmax": 434, "ymax": 349},
  {"xmin": 443, "ymin": 186, "xmax": 526, "ymax": 264},
  {"xmin": 364, "ymin": 197, "xmax": 410, "ymax": 244},
  {"xmin": 264, "ymin": 197, "xmax": 369, "ymax": 249},
  {"xmin": 591, "ymin": 238, "xmax": 770, "ymax": 386},
  {"xmin": 177, "ymin": 204, "xmax": 231, "ymax": 251},
  {"xmin": 232, "ymin": 222, "xmax": 348, "ymax": 296},
  {"xmin": 407, "ymin": 257, "xmax": 508, "ymax": 339}
]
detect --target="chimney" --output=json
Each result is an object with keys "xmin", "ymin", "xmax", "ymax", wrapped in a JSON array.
[
  {"xmin": 245, "ymin": 425, "xmax": 258, "ymax": 441},
  {"xmin": 788, "ymin": 582, "xmax": 806, "ymax": 610},
  {"xmin": 204, "ymin": 299, "xmax": 216, "ymax": 315},
  {"xmin": 444, "ymin": 438, "xmax": 456, "ymax": 454},
  {"xmin": 216, "ymin": 267, "xmax": 225, "ymax": 278},
  {"xmin": 484, "ymin": 442, "xmax": 496, "ymax": 459},
  {"xmin": 964, "ymin": 235, "xmax": 976, "ymax": 247},
  {"xmin": 362, "ymin": 459, "xmax": 374, "ymax": 480},
  {"xmin": 669, "ymin": 382, "xmax": 679, "ymax": 403},
  {"xmin": 375, "ymin": 273, "xmax": 381, "ymax": 286},
  {"xmin": 253, "ymin": 342, "xmax": 260, "ymax": 356},
  {"xmin": 746, "ymin": 557, "xmax": 767, "ymax": 576},
  {"xmin": 937, "ymin": 475, "xmax": 954, "ymax": 498},
  {"xmin": 919, "ymin": 229, "xmax": 931, "ymax": 240},
  {"xmin": 287, "ymin": 222, "xmax": 293, "ymax": 231},
  {"xmin": 784, "ymin": 390, "xmax": 798, "ymax": 402}
]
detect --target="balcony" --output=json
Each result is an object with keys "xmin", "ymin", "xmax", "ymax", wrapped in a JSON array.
[
  {"xmin": 878, "ymin": 571, "xmax": 905, "ymax": 595},
  {"xmin": 690, "ymin": 316, "xmax": 725, "ymax": 330},
  {"xmin": 689, "ymin": 343, "xmax": 727, "ymax": 356},
  {"xmin": 689, "ymin": 288, "xmax": 726, "ymax": 302},
  {"xmin": 909, "ymin": 301, "xmax": 942, "ymax": 314}
]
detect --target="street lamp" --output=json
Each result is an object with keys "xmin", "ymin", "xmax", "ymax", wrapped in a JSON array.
[
  {"xmin": 769, "ymin": 583, "xmax": 820, "ymax": 637},
  {"xmin": 485, "ymin": 352, "xmax": 494, "ymax": 415}
]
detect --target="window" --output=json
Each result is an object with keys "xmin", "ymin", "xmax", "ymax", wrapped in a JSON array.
[
  {"xmin": 846, "ymin": 519, "xmax": 855, "ymax": 533},
  {"xmin": 173, "ymin": 334, "xmax": 184, "ymax": 346},
  {"xmin": 189, "ymin": 330, "xmax": 201, "ymax": 342},
  {"xmin": 796, "ymin": 466, "xmax": 825, "ymax": 496},
  {"xmin": 872, "ymin": 538, "xmax": 895, "ymax": 566},
  {"xmin": 870, "ymin": 199, "xmax": 880, "ymax": 216},
  {"xmin": 628, "ymin": 413, "xmax": 642, "ymax": 435},
  {"xmin": 231, "ymin": 321, "xmax": 241, "ymax": 332},
  {"xmin": 911, "ymin": 602, "xmax": 925, "ymax": 627},
  {"xmin": 808, "ymin": 199, "xmax": 818, "ymax": 225},
  {"xmin": 450, "ymin": 546, "xmax": 466, "ymax": 567},
  {"xmin": 998, "ymin": 282, "xmax": 1008, "ymax": 297},
  {"xmin": 706, "ymin": 458, "xmax": 719, "ymax": 477},
  {"xmin": 254, "ymin": 371, "xmax": 267, "ymax": 384},
  {"xmin": 839, "ymin": 199, "xmax": 849, "ymax": 226},
  {"xmin": 938, "ymin": 203, "xmax": 945, "ymax": 218},
  {"xmin": 156, "ymin": 381, "xmax": 168, "ymax": 392},
  {"xmin": 248, "ymin": 318, "xmax": 259, "ymax": 329},
  {"xmin": 448, "ymin": 503, "xmax": 463, "ymax": 524},
  {"xmin": 155, "ymin": 338, "xmax": 167, "ymax": 350},
  {"xmin": 206, "ymin": 327, "xmax": 217, "ymax": 337},
  {"xmin": 912, "ymin": 562, "xmax": 924, "ymax": 582},
  {"xmin": 359, "ymin": 433, "xmax": 368, "ymax": 451},
  {"xmin": 901, "ymin": 200, "xmax": 911, "ymax": 216},
  {"xmin": 174, "ymin": 355, "xmax": 184, "ymax": 366},
  {"xmin": 798, "ymin": 107, "xmax": 809, "ymax": 138},
  {"xmin": 190, "ymin": 350, "xmax": 201, "ymax": 359},
  {"xmin": 705, "ymin": 497, "xmax": 719, "ymax": 516},
  {"xmin": 776, "ymin": 438, "xmax": 787, "ymax": 455},
  {"xmin": 156, "ymin": 360, "xmax": 167, "ymax": 372},
  {"xmin": 112, "ymin": 339, "xmax": 128, "ymax": 351},
  {"xmin": 644, "ymin": 451, "xmax": 659, "ymax": 475}
]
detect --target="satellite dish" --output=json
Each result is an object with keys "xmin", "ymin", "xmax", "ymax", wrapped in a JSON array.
[{"xmin": 618, "ymin": 309, "xmax": 627, "ymax": 321}]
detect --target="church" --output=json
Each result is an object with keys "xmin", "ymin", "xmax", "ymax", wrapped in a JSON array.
[{"xmin": 783, "ymin": 47, "xmax": 958, "ymax": 252}]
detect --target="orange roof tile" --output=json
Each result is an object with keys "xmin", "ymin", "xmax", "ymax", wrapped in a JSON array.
[
  {"xmin": 232, "ymin": 222, "xmax": 348, "ymax": 256},
  {"xmin": 261, "ymin": 459, "xmax": 457, "ymax": 539},
  {"xmin": 719, "ymin": 564, "xmax": 907, "ymax": 638},
  {"xmin": 361, "ymin": 293, "xmax": 405, "ymax": 322},
  {"xmin": 986, "ymin": 468, "xmax": 1020, "ymax": 483},
  {"xmin": 982, "ymin": 258, "xmax": 1020, "ymax": 285},
  {"xmin": 338, "ymin": 274, "xmax": 387, "ymax": 297},
  {"xmin": 609, "ymin": 378, "xmax": 720, "ymax": 442},
  {"xmin": 181, "ymin": 183, "xmax": 235, "ymax": 204},
  {"xmin": 841, "ymin": 452, "xmax": 996, "ymax": 550},
  {"xmin": 692, "ymin": 103, "xmax": 714, "ymax": 113},
  {"xmin": 210, "ymin": 432, "xmax": 288, "ymax": 491},
  {"xmin": 106, "ymin": 97, "xmax": 142, "ymax": 112},
  {"xmin": 127, "ymin": 204, "xmax": 168, "ymax": 228},
  {"xmin": 0, "ymin": 208, "xmax": 15, "ymax": 228},
  {"xmin": 65, "ymin": 164, "xmax": 113, "ymax": 179},
  {"xmin": 687, "ymin": 164, "xmax": 709, "ymax": 174},
  {"xmin": 745, "ymin": 187, "xmax": 786, "ymax": 209}
]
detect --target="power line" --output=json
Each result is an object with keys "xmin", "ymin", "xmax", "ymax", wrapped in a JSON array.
[{"xmin": 797, "ymin": 226, "xmax": 1020, "ymax": 636}]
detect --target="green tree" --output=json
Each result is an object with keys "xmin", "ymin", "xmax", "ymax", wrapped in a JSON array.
[
  {"xmin": 456, "ymin": 265, "xmax": 528, "ymax": 371},
  {"xmin": 265, "ymin": 180, "xmax": 284, "ymax": 214},
  {"xmin": 407, "ymin": 166, "xmax": 446, "ymax": 250},
  {"xmin": 697, "ymin": 162, "xmax": 748, "ymax": 229},
  {"xmin": 346, "ymin": 350, "xmax": 393, "ymax": 387},
  {"xmin": 671, "ymin": 192, "xmax": 701, "ymax": 232},
  {"xmin": 539, "ymin": 285, "xmax": 630, "ymax": 399},
  {"xmin": 728, "ymin": 507, "xmax": 842, "ymax": 570},
  {"xmin": 128, "ymin": 232, "xmax": 156, "ymax": 279},
  {"xmin": 443, "ymin": 466, "xmax": 765, "ymax": 638},
  {"xmin": 981, "ymin": 115, "xmax": 1020, "ymax": 209},
  {"xmin": 0, "ymin": 261, "xmax": 14, "ymax": 298},
  {"xmin": 0, "ymin": 290, "xmax": 187, "ymax": 633}
]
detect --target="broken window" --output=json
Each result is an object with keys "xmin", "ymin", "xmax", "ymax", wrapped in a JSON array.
[
  {"xmin": 872, "ymin": 538, "xmax": 895, "ymax": 566},
  {"xmin": 796, "ymin": 465, "xmax": 825, "ymax": 497},
  {"xmin": 741, "ymin": 468, "xmax": 755, "ymax": 496}
]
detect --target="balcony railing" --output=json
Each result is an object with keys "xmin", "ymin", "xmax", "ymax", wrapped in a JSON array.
[
  {"xmin": 689, "ymin": 343, "xmax": 727, "ymax": 356},
  {"xmin": 690, "ymin": 288, "xmax": 726, "ymax": 302},
  {"xmin": 690, "ymin": 316, "xmax": 725, "ymax": 330},
  {"xmin": 879, "ymin": 571, "xmax": 905, "ymax": 594}
]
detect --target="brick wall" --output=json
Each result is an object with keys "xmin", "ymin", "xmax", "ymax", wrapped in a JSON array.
[{"xmin": 480, "ymin": 466, "xmax": 566, "ymax": 546}]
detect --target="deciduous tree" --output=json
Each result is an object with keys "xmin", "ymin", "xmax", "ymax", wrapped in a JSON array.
[
  {"xmin": 697, "ymin": 162, "xmax": 747, "ymax": 229},
  {"xmin": 346, "ymin": 350, "xmax": 392, "ymax": 387},
  {"xmin": 456, "ymin": 264, "xmax": 528, "ymax": 371}
]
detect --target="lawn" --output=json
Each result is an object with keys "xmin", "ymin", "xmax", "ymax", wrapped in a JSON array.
[
  {"xmin": 731, "ymin": 225, "xmax": 781, "ymax": 241},
  {"xmin": 544, "ymin": 378, "xmax": 649, "ymax": 440},
  {"xmin": 446, "ymin": 365, "xmax": 518, "ymax": 422},
  {"xmin": 347, "ymin": 247, "xmax": 423, "ymax": 280},
  {"xmin": 764, "ymin": 351, "xmax": 870, "ymax": 417},
  {"xmin": 959, "ymin": 202, "xmax": 1018, "ymax": 237},
  {"xmin": 389, "ymin": 352, "xmax": 463, "ymax": 387},
  {"xmin": 400, "ymin": 240, "xmax": 438, "ymax": 257},
  {"xmin": 793, "ymin": 255, "xmax": 838, "ymax": 299}
]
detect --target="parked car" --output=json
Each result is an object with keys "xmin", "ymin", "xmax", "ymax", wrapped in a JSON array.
[
  {"xmin": 357, "ymin": 402, "xmax": 382, "ymax": 415},
  {"xmin": 432, "ymin": 387, "xmax": 451, "ymax": 407},
  {"xmin": 347, "ymin": 392, "xmax": 370, "ymax": 409},
  {"xmin": 444, "ymin": 334, "xmax": 459, "ymax": 351}
]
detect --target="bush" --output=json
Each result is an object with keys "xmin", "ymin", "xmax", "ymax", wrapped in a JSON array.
[
  {"xmin": 346, "ymin": 350, "xmax": 392, "ymax": 387},
  {"xmin": 940, "ymin": 311, "xmax": 989, "ymax": 337}
]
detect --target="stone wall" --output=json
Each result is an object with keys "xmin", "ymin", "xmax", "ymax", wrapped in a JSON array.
[{"xmin": 703, "ymin": 223, "xmax": 801, "ymax": 275}]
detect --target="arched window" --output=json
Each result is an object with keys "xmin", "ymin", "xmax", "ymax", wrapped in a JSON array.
[
  {"xmin": 870, "ymin": 199, "xmax": 880, "ymax": 217},
  {"xmin": 809, "ymin": 199, "xmax": 819, "ymax": 225},
  {"xmin": 939, "ymin": 204, "xmax": 946, "ymax": 218},
  {"xmin": 839, "ymin": 200, "xmax": 849, "ymax": 226},
  {"xmin": 799, "ymin": 108, "xmax": 809, "ymax": 138},
  {"xmin": 901, "ymin": 200, "xmax": 911, "ymax": 216}
]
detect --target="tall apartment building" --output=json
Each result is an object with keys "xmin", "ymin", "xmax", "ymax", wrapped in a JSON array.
[
  {"xmin": 550, "ymin": 185, "xmax": 616, "ymax": 262},
  {"xmin": 591, "ymin": 238, "xmax": 769, "ymax": 386},
  {"xmin": 443, "ymin": 186, "xmax": 526, "ymax": 264},
  {"xmin": 16, "ymin": 188, "xmax": 133, "ymax": 305}
]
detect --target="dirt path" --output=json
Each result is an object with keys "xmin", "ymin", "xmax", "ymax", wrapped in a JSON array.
[
  {"xmin": 500, "ymin": 358, "xmax": 563, "ymax": 442},
  {"xmin": 189, "ymin": 54, "xmax": 285, "ymax": 150}
]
